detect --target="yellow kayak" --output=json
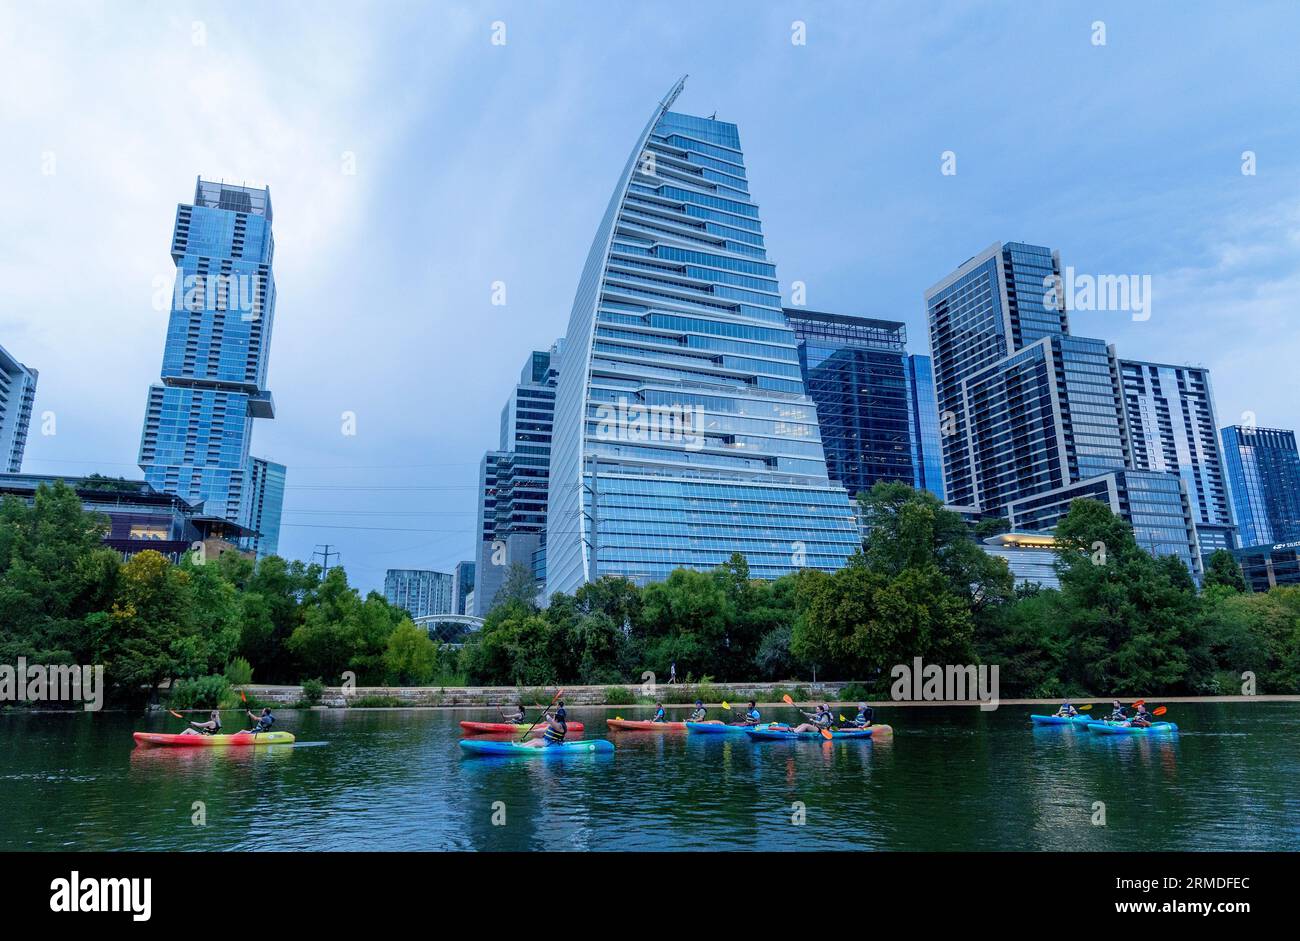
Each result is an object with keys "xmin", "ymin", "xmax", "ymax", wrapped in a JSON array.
[{"xmin": 133, "ymin": 731, "xmax": 295, "ymax": 747}]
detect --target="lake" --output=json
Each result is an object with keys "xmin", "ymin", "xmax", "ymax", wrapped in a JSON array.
[{"xmin": 2, "ymin": 701, "xmax": 1296, "ymax": 851}]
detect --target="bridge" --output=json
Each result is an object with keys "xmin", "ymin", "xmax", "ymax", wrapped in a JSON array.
[{"xmin": 412, "ymin": 613, "xmax": 485, "ymax": 646}]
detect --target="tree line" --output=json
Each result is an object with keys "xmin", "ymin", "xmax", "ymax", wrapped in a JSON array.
[{"xmin": 2, "ymin": 480, "xmax": 1298, "ymax": 706}]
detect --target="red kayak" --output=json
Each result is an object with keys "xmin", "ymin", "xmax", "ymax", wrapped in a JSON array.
[
  {"xmin": 133, "ymin": 731, "xmax": 295, "ymax": 747},
  {"xmin": 606, "ymin": 719, "xmax": 687, "ymax": 731},
  {"xmin": 459, "ymin": 721, "xmax": 585, "ymax": 734}
]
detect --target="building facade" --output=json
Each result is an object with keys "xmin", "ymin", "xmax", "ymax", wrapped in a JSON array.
[
  {"xmin": 906, "ymin": 354, "xmax": 945, "ymax": 500},
  {"xmin": 1232, "ymin": 539, "xmax": 1300, "ymax": 592},
  {"xmin": 545, "ymin": 78, "xmax": 860, "ymax": 595},
  {"xmin": 0, "ymin": 343, "xmax": 38, "ymax": 473},
  {"xmin": 1119, "ymin": 359, "xmax": 1235, "ymax": 555},
  {"xmin": 244, "ymin": 456, "xmax": 286, "ymax": 559},
  {"xmin": 784, "ymin": 308, "xmax": 913, "ymax": 501},
  {"xmin": 452, "ymin": 561, "xmax": 476, "ymax": 615},
  {"xmin": 1221, "ymin": 425, "xmax": 1300, "ymax": 547},
  {"xmin": 383, "ymin": 569, "xmax": 453, "ymax": 620},
  {"xmin": 137, "ymin": 178, "xmax": 282, "ymax": 536}
]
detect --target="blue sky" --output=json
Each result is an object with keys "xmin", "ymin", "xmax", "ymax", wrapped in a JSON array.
[{"xmin": 3, "ymin": 1, "xmax": 1298, "ymax": 591}]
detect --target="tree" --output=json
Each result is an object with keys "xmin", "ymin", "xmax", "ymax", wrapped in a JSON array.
[
  {"xmin": 1203, "ymin": 549, "xmax": 1246, "ymax": 593},
  {"xmin": 493, "ymin": 561, "xmax": 540, "ymax": 611},
  {"xmin": 383, "ymin": 620, "xmax": 440, "ymax": 685}
]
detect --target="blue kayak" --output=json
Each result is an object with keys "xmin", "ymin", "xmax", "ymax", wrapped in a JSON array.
[
  {"xmin": 1030, "ymin": 714, "xmax": 1095, "ymax": 726},
  {"xmin": 685, "ymin": 722, "xmax": 772, "ymax": 735},
  {"xmin": 1089, "ymin": 721, "xmax": 1178, "ymax": 736},
  {"xmin": 746, "ymin": 727, "xmax": 873, "ymax": 741},
  {"xmin": 459, "ymin": 738, "xmax": 614, "ymax": 756}
]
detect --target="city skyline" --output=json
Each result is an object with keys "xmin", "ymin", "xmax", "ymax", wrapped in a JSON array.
[{"xmin": 5, "ymin": 3, "xmax": 1300, "ymax": 591}]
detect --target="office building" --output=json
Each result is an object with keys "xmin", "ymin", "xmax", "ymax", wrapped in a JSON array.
[
  {"xmin": 0, "ymin": 343, "xmax": 38, "ymax": 473},
  {"xmin": 1221, "ymin": 425, "xmax": 1300, "ymax": 547},
  {"xmin": 906, "ymin": 354, "xmax": 945, "ymax": 500},
  {"xmin": 545, "ymin": 78, "xmax": 860, "ymax": 594},
  {"xmin": 453, "ymin": 561, "xmax": 475, "ymax": 615}
]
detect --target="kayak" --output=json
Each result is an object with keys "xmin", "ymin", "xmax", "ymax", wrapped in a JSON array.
[
  {"xmin": 459, "ymin": 721, "xmax": 585, "ymax": 734},
  {"xmin": 606, "ymin": 719, "xmax": 687, "ymax": 731},
  {"xmin": 133, "ymin": 731, "xmax": 296, "ymax": 747},
  {"xmin": 1030, "ymin": 714, "xmax": 1095, "ymax": 726},
  {"xmin": 685, "ymin": 721, "xmax": 773, "ymax": 735},
  {"xmin": 1089, "ymin": 721, "xmax": 1179, "ymax": 736},
  {"xmin": 746, "ymin": 727, "xmax": 874, "ymax": 741},
  {"xmin": 459, "ymin": 738, "xmax": 614, "ymax": 756}
]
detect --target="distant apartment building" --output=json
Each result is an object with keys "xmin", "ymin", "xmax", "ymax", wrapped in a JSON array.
[
  {"xmin": 1119, "ymin": 359, "xmax": 1235, "ymax": 555},
  {"xmin": 244, "ymin": 457, "xmax": 286, "ymax": 558},
  {"xmin": 0, "ymin": 343, "xmax": 38, "ymax": 473},
  {"xmin": 137, "ymin": 178, "xmax": 283, "ymax": 545},
  {"xmin": 906, "ymin": 354, "xmax": 945, "ymax": 500},
  {"xmin": 384, "ymin": 569, "xmax": 453, "ymax": 620},
  {"xmin": 1221, "ymin": 425, "xmax": 1300, "ymax": 547}
]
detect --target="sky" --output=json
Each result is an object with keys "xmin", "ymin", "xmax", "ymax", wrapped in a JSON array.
[{"xmin": 2, "ymin": 1, "xmax": 1298, "ymax": 593}]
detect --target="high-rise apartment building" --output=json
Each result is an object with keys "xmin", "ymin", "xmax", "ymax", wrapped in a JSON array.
[
  {"xmin": 906, "ymin": 354, "xmax": 945, "ymax": 500},
  {"xmin": 0, "ymin": 343, "xmax": 38, "ymax": 473},
  {"xmin": 138, "ymin": 179, "xmax": 282, "ymax": 538},
  {"xmin": 1221, "ymin": 425, "xmax": 1300, "ymax": 547},
  {"xmin": 545, "ymin": 78, "xmax": 860, "ymax": 594},
  {"xmin": 452, "ymin": 561, "xmax": 476, "ymax": 615},
  {"xmin": 244, "ymin": 456, "xmax": 286, "ymax": 558},
  {"xmin": 1119, "ymin": 359, "xmax": 1235, "ymax": 554}
]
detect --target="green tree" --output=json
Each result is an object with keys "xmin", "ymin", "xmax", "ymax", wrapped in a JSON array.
[
  {"xmin": 383, "ymin": 620, "xmax": 440, "ymax": 685},
  {"xmin": 1203, "ymin": 548, "xmax": 1246, "ymax": 593}
]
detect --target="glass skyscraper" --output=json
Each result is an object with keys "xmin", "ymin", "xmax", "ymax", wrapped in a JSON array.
[
  {"xmin": 906, "ymin": 354, "xmax": 945, "ymax": 500},
  {"xmin": 1221, "ymin": 425, "xmax": 1300, "ymax": 547},
  {"xmin": 1120, "ymin": 360, "xmax": 1235, "ymax": 555},
  {"xmin": 138, "ymin": 179, "xmax": 282, "ymax": 539},
  {"xmin": 784, "ymin": 308, "xmax": 912, "ymax": 500},
  {"xmin": 545, "ymin": 78, "xmax": 860, "ymax": 594},
  {"xmin": 0, "ymin": 342, "xmax": 38, "ymax": 473},
  {"xmin": 244, "ymin": 456, "xmax": 286, "ymax": 559},
  {"xmin": 474, "ymin": 343, "xmax": 559, "ymax": 615}
]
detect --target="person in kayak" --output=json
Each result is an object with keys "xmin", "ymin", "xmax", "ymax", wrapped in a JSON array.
[
  {"xmin": 180, "ymin": 709, "xmax": 222, "ymax": 735},
  {"xmin": 689, "ymin": 699, "xmax": 707, "ymax": 722},
  {"xmin": 739, "ymin": 701, "xmax": 761, "ymax": 726},
  {"xmin": 789, "ymin": 703, "xmax": 834, "ymax": 734},
  {"xmin": 849, "ymin": 703, "xmax": 874, "ymax": 728},
  {"xmin": 522, "ymin": 699, "xmax": 568, "ymax": 747},
  {"xmin": 1107, "ymin": 700, "xmax": 1128, "ymax": 722},
  {"xmin": 499, "ymin": 702, "xmax": 526, "ymax": 724},
  {"xmin": 244, "ymin": 706, "xmax": 275, "ymax": 734},
  {"xmin": 1131, "ymin": 703, "xmax": 1153, "ymax": 728},
  {"xmin": 652, "ymin": 702, "xmax": 667, "ymax": 723},
  {"xmin": 1055, "ymin": 700, "xmax": 1080, "ymax": 718}
]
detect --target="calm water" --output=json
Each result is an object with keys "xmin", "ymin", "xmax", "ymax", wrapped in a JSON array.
[{"xmin": 1, "ymin": 702, "xmax": 1297, "ymax": 851}]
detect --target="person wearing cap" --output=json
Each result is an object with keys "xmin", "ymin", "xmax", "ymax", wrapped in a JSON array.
[
  {"xmin": 689, "ymin": 700, "xmax": 707, "ymax": 722},
  {"xmin": 849, "ymin": 703, "xmax": 874, "ymax": 728}
]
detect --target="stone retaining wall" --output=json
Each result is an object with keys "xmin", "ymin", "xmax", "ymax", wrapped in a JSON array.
[{"xmin": 241, "ymin": 681, "xmax": 851, "ymax": 708}]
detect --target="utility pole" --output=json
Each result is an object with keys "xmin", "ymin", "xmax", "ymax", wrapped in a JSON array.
[{"xmin": 313, "ymin": 544, "xmax": 339, "ymax": 573}]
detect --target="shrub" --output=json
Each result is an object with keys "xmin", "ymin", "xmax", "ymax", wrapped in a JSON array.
[
  {"xmin": 300, "ymin": 677, "xmax": 325, "ymax": 706},
  {"xmin": 604, "ymin": 686, "xmax": 634, "ymax": 705},
  {"xmin": 224, "ymin": 657, "xmax": 254, "ymax": 686},
  {"xmin": 836, "ymin": 682, "xmax": 870, "ymax": 702},
  {"xmin": 168, "ymin": 675, "xmax": 230, "ymax": 710}
]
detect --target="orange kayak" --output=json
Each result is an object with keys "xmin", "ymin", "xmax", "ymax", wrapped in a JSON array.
[
  {"xmin": 606, "ymin": 719, "xmax": 687, "ymax": 731},
  {"xmin": 459, "ymin": 721, "xmax": 585, "ymax": 734}
]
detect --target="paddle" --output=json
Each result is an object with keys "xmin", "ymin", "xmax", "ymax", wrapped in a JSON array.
[
  {"xmin": 1153, "ymin": 706, "xmax": 1167, "ymax": 716},
  {"xmin": 168, "ymin": 709, "xmax": 185, "ymax": 720},
  {"xmin": 1079, "ymin": 704, "xmax": 1093, "ymax": 712},
  {"xmin": 519, "ymin": 688, "xmax": 564, "ymax": 742}
]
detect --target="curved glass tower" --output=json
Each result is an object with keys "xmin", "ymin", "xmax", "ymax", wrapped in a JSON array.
[{"xmin": 546, "ymin": 78, "xmax": 860, "ymax": 594}]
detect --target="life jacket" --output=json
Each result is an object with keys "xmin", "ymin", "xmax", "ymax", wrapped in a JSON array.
[
  {"xmin": 690, "ymin": 707, "xmax": 706, "ymax": 721},
  {"xmin": 746, "ymin": 709, "xmax": 760, "ymax": 723},
  {"xmin": 855, "ymin": 709, "xmax": 872, "ymax": 726},
  {"xmin": 654, "ymin": 708, "xmax": 665, "ymax": 722}
]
